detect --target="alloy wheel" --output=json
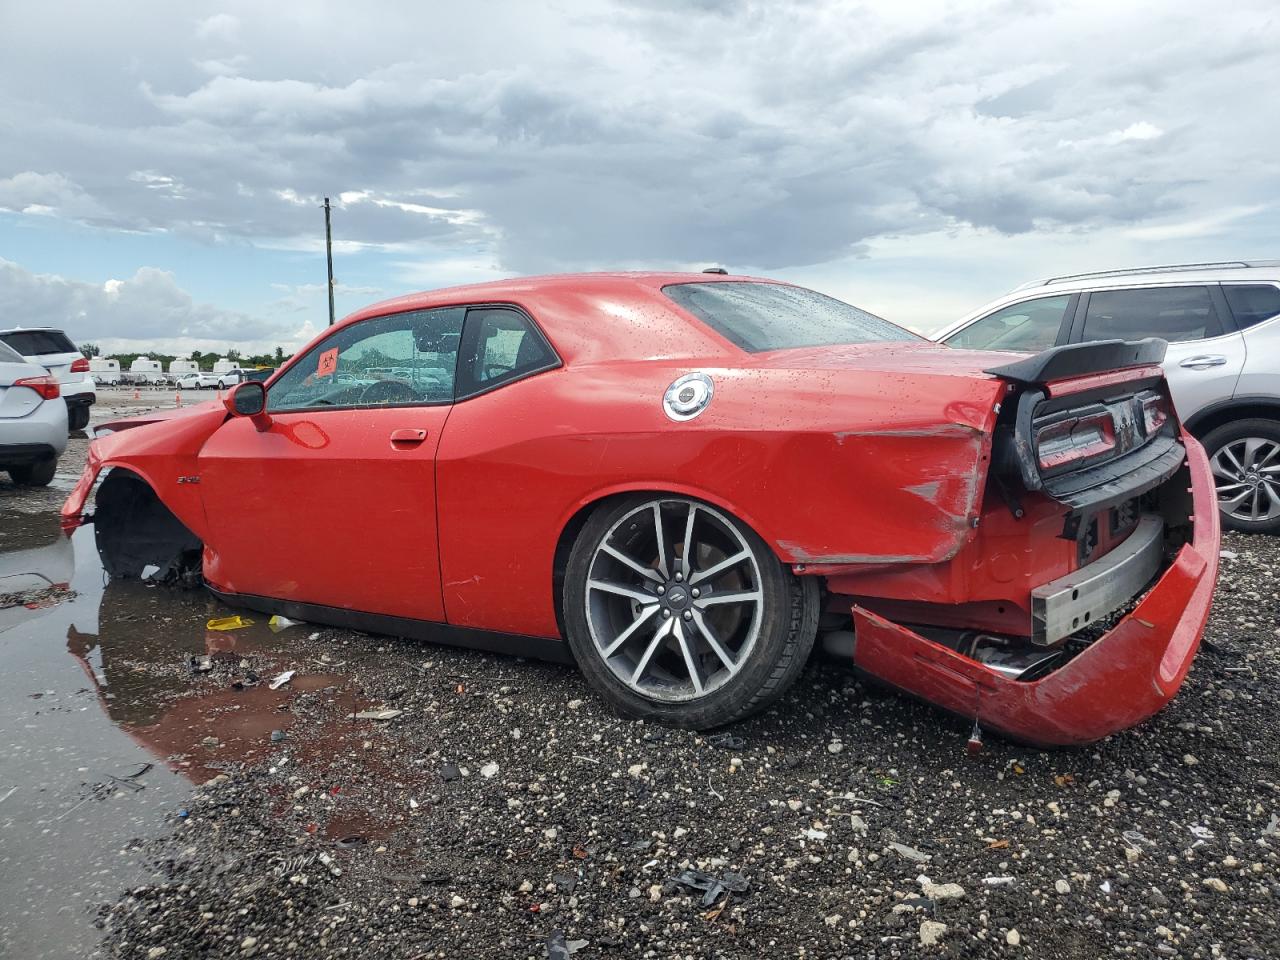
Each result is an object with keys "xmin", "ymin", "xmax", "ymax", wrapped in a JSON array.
[
  {"xmin": 583, "ymin": 498, "xmax": 764, "ymax": 702},
  {"xmin": 1211, "ymin": 436, "xmax": 1280, "ymax": 522}
]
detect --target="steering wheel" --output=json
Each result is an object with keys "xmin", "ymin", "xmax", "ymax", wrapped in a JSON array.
[{"xmin": 359, "ymin": 380, "xmax": 423, "ymax": 405}]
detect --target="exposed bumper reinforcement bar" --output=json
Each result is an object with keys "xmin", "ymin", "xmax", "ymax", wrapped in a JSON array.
[{"xmin": 1031, "ymin": 513, "xmax": 1164, "ymax": 645}]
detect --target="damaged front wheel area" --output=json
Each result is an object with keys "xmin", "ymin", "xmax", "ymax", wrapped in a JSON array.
[
  {"xmin": 563, "ymin": 495, "xmax": 819, "ymax": 728},
  {"xmin": 93, "ymin": 470, "xmax": 203, "ymax": 583}
]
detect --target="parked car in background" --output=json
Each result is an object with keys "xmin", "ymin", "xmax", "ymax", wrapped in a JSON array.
[
  {"xmin": 933, "ymin": 261, "xmax": 1280, "ymax": 533},
  {"xmin": 66, "ymin": 272, "xmax": 1218, "ymax": 744},
  {"xmin": 0, "ymin": 338, "xmax": 67, "ymax": 485},
  {"xmin": 216, "ymin": 369, "xmax": 246, "ymax": 389},
  {"xmin": 175, "ymin": 371, "xmax": 222, "ymax": 390},
  {"xmin": 0, "ymin": 327, "xmax": 96, "ymax": 431}
]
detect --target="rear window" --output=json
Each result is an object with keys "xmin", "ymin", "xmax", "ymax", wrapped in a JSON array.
[
  {"xmin": 0, "ymin": 341, "xmax": 26, "ymax": 364},
  {"xmin": 0, "ymin": 330, "xmax": 77, "ymax": 356},
  {"xmin": 663, "ymin": 281, "xmax": 918, "ymax": 352},
  {"xmin": 1223, "ymin": 284, "xmax": 1280, "ymax": 329}
]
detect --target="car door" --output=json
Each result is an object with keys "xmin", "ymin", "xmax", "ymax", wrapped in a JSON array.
[
  {"xmin": 197, "ymin": 306, "xmax": 465, "ymax": 621},
  {"xmin": 1071, "ymin": 284, "xmax": 1245, "ymax": 421}
]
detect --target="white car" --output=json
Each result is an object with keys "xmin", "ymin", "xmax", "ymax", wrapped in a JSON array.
[
  {"xmin": 175, "ymin": 371, "xmax": 222, "ymax": 390},
  {"xmin": 0, "ymin": 327, "xmax": 97, "ymax": 431},
  {"xmin": 0, "ymin": 339, "xmax": 68, "ymax": 486},
  {"xmin": 933, "ymin": 260, "xmax": 1280, "ymax": 532}
]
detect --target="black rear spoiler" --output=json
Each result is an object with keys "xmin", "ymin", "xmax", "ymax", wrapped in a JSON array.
[{"xmin": 984, "ymin": 338, "xmax": 1167, "ymax": 385}]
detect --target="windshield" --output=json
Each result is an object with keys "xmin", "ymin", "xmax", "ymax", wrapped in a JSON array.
[{"xmin": 663, "ymin": 281, "xmax": 919, "ymax": 352}]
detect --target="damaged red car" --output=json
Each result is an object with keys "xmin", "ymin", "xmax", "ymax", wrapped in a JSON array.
[{"xmin": 62, "ymin": 273, "xmax": 1220, "ymax": 744}]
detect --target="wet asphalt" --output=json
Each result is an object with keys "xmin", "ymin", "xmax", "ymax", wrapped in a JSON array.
[{"xmin": 0, "ymin": 391, "xmax": 1278, "ymax": 959}]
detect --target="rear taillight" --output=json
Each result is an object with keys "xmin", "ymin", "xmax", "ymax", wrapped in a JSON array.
[
  {"xmin": 15, "ymin": 375, "xmax": 61, "ymax": 400},
  {"xmin": 1036, "ymin": 411, "xmax": 1116, "ymax": 471},
  {"xmin": 1140, "ymin": 393, "xmax": 1168, "ymax": 436},
  {"xmin": 70, "ymin": 357, "xmax": 90, "ymax": 373}
]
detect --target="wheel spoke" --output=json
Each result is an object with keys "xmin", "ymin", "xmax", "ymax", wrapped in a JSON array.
[
  {"xmin": 601, "ymin": 603, "xmax": 660, "ymax": 657},
  {"xmin": 1222, "ymin": 445, "xmax": 1247, "ymax": 475},
  {"xmin": 672, "ymin": 620, "xmax": 704, "ymax": 695},
  {"xmin": 601, "ymin": 543, "xmax": 663, "ymax": 584},
  {"xmin": 652, "ymin": 503, "xmax": 669, "ymax": 578},
  {"xmin": 694, "ymin": 589, "xmax": 763, "ymax": 609},
  {"xmin": 681, "ymin": 503, "xmax": 698, "ymax": 577},
  {"xmin": 1242, "ymin": 438, "xmax": 1266, "ymax": 471},
  {"xmin": 690, "ymin": 608, "xmax": 737, "ymax": 672},
  {"xmin": 688, "ymin": 548, "xmax": 751, "ymax": 586},
  {"xmin": 1221, "ymin": 487, "xmax": 1252, "ymax": 508},
  {"xmin": 631, "ymin": 616, "xmax": 674, "ymax": 684},
  {"xmin": 1256, "ymin": 443, "xmax": 1280, "ymax": 470},
  {"xmin": 588, "ymin": 579, "xmax": 655, "ymax": 604}
]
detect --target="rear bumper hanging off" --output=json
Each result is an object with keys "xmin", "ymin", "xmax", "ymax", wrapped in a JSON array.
[{"xmin": 847, "ymin": 435, "xmax": 1219, "ymax": 747}]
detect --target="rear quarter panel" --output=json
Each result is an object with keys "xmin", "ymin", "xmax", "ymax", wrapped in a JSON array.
[{"xmin": 436, "ymin": 356, "xmax": 1004, "ymax": 636}]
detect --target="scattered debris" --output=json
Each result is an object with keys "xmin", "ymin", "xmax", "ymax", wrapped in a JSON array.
[
  {"xmin": 706, "ymin": 732, "xmax": 745, "ymax": 750},
  {"xmin": 270, "ymin": 730, "xmax": 286, "ymax": 743},
  {"xmin": 918, "ymin": 875, "xmax": 965, "ymax": 899},
  {"xmin": 889, "ymin": 842, "xmax": 932, "ymax": 863},
  {"xmin": 1219, "ymin": 550, "xmax": 1238, "ymax": 560},
  {"xmin": 188, "ymin": 655, "xmax": 212, "ymax": 673},
  {"xmin": 268, "ymin": 670, "xmax": 296, "ymax": 690},
  {"xmin": 671, "ymin": 868, "xmax": 749, "ymax": 907},
  {"xmin": 268, "ymin": 614, "xmax": 304, "ymax": 632},
  {"xmin": 440, "ymin": 762, "xmax": 461, "ymax": 782},
  {"xmin": 480, "ymin": 762, "xmax": 500, "ymax": 779},
  {"xmin": 920, "ymin": 920, "xmax": 948, "ymax": 947},
  {"xmin": 1188, "ymin": 824, "xmax": 1216, "ymax": 841},
  {"xmin": 981, "ymin": 876, "xmax": 1016, "ymax": 887},
  {"xmin": 206, "ymin": 614, "xmax": 254, "ymax": 631},
  {"xmin": 349, "ymin": 708, "xmax": 403, "ymax": 721}
]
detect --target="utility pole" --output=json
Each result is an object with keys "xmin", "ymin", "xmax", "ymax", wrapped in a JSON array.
[{"xmin": 324, "ymin": 196, "xmax": 336, "ymax": 326}]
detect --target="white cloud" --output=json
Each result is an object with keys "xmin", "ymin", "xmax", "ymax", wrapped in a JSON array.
[
  {"xmin": 0, "ymin": 258, "xmax": 300, "ymax": 354},
  {"xmin": 195, "ymin": 13, "xmax": 240, "ymax": 43}
]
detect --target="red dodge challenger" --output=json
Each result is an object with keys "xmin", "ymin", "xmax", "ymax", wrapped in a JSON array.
[{"xmin": 62, "ymin": 273, "xmax": 1220, "ymax": 744}]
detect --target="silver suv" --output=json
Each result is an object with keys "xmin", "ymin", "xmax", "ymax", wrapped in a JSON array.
[{"xmin": 933, "ymin": 261, "xmax": 1280, "ymax": 533}]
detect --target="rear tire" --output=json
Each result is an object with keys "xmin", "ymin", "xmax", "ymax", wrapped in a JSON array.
[
  {"xmin": 1201, "ymin": 418, "xmax": 1280, "ymax": 534},
  {"xmin": 68, "ymin": 405, "xmax": 90, "ymax": 431},
  {"xmin": 563, "ymin": 494, "xmax": 819, "ymax": 728},
  {"xmin": 9, "ymin": 457, "xmax": 57, "ymax": 487}
]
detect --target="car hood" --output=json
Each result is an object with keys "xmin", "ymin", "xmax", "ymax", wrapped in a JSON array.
[{"xmin": 94, "ymin": 399, "xmax": 226, "ymax": 436}]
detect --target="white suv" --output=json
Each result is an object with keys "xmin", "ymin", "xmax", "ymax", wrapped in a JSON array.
[
  {"xmin": 934, "ymin": 261, "xmax": 1280, "ymax": 533},
  {"xmin": 0, "ymin": 327, "xmax": 97, "ymax": 432}
]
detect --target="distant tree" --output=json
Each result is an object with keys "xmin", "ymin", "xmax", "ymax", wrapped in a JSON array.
[
  {"xmin": 227, "ymin": 348, "xmax": 242, "ymax": 362},
  {"xmin": 80, "ymin": 342, "xmax": 100, "ymax": 359},
  {"xmin": 190, "ymin": 349, "xmax": 202, "ymax": 361},
  {"xmin": 274, "ymin": 346, "xmax": 284, "ymax": 365}
]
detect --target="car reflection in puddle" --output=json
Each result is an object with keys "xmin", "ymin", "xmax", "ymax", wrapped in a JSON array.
[{"xmin": 0, "ymin": 522, "xmax": 387, "ymax": 958}]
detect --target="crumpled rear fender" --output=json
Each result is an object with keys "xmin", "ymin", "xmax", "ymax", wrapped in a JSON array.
[{"xmin": 61, "ymin": 403, "xmax": 228, "ymax": 537}]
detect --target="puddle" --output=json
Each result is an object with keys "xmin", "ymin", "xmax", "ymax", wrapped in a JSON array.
[{"xmin": 0, "ymin": 517, "xmax": 371, "ymax": 958}]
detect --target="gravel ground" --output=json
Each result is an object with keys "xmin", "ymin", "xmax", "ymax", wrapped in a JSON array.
[
  {"xmin": 3, "ymin": 391, "xmax": 1278, "ymax": 959},
  {"xmin": 91, "ymin": 545, "xmax": 1278, "ymax": 959}
]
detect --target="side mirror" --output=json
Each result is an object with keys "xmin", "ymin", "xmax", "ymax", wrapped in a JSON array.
[{"xmin": 224, "ymin": 381, "xmax": 272, "ymax": 430}]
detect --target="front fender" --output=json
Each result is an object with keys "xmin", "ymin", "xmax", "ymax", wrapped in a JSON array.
[{"xmin": 61, "ymin": 404, "xmax": 229, "ymax": 537}]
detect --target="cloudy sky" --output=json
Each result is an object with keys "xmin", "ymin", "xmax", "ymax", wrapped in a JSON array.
[{"xmin": 0, "ymin": 0, "xmax": 1276, "ymax": 356}]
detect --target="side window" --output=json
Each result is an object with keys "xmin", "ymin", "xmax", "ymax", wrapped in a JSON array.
[
  {"xmin": 457, "ymin": 307, "xmax": 557, "ymax": 397},
  {"xmin": 1223, "ymin": 284, "xmax": 1280, "ymax": 330},
  {"xmin": 268, "ymin": 307, "xmax": 465, "ymax": 411},
  {"xmin": 1081, "ymin": 286, "xmax": 1221, "ymax": 343},
  {"xmin": 946, "ymin": 295, "xmax": 1071, "ymax": 352}
]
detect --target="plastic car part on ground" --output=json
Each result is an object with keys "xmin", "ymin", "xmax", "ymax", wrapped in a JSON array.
[{"xmin": 206, "ymin": 614, "xmax": 253, "ymax": 631}]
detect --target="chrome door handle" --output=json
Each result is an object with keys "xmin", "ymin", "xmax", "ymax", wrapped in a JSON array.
[{"xmin": 1179, "ymin": 355, "xmax": 1228, "ymax": 370}]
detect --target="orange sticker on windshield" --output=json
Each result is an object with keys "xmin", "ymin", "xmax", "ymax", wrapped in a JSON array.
[{"xmin": 316, "ymin": 347, "xmax": 338, "ymax": 378}]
